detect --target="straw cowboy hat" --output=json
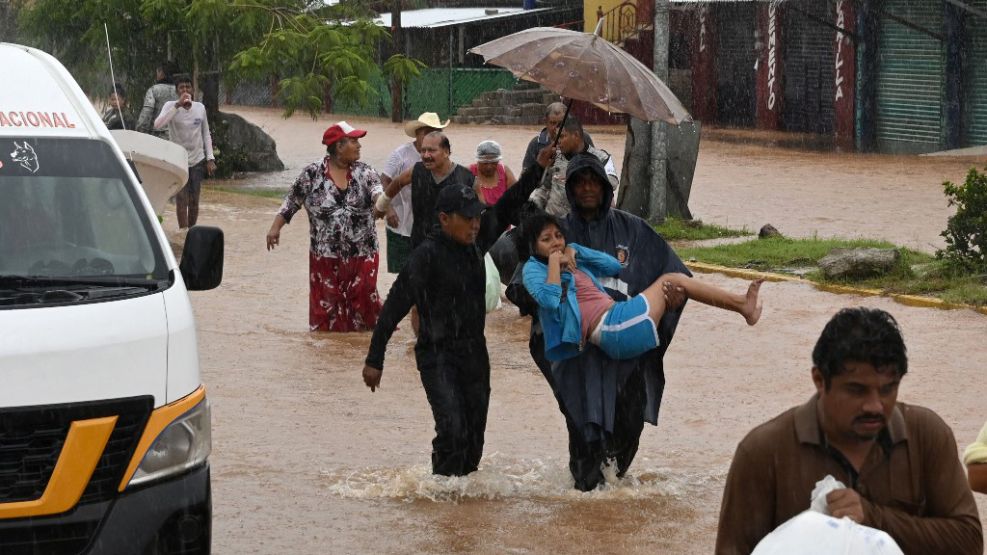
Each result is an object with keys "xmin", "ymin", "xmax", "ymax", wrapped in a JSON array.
[{"xmin": 404, "ymin": 112, "xmax": 450, "ymax": 138}]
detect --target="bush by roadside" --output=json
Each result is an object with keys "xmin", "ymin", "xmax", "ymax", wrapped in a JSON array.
[{"xmin": 938, "ymin": 167, "xmax": 987, "ymax": 273}]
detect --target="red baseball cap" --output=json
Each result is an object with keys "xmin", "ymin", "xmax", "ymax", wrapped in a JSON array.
[{"xmin": 322, "ymin": 121, "xmax": 367, "ymax": 146}]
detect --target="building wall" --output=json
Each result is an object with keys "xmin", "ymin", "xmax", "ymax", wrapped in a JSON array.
[{"xmin": 584, "ymin": 0, "xmax": 634, "ymax": 35}]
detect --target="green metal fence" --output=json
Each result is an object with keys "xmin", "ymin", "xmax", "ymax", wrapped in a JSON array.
[
  {"xmin": 403, "ymin": 68, "xmax": 516, "ymax": 120},
  {"xmin": 330, "ymin": 67, "xmax": 516, "ymax": 120},
  {"xmin": 331, "ymin": 69, "xmax": 392, "ymax": 118}
]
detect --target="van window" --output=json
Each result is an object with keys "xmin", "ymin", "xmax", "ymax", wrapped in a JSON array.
[{"xmin": 1, "ymin": 138, "xmax": 170, "ymax": 306}]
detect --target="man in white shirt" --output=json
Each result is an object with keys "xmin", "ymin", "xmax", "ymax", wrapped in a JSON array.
[{"xmin": 154, "ymin": 74, "xmax": 217, "ymax": 229}]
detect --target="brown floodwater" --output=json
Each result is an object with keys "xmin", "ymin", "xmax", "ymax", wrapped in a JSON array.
[{"xmin": 180, "ymin": 108, "xmax": 986, "ymax": 554}]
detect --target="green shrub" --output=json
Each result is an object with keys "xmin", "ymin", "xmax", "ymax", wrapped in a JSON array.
[{"xmin": 937, "ymin": 167, "xmax": 987, "ymax": 273}]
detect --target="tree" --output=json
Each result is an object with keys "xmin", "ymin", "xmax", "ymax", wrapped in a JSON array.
[{"xmin": 16, "ymin": 0, "xmax": 424, "ymax": 119}]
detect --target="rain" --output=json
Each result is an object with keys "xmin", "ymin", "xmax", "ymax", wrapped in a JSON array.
[{"xmin": 1, "ymin": 0, "xmax": 986, "ymax": 553}]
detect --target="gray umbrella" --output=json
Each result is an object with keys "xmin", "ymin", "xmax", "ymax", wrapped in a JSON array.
[{"xmin": 468, "ymin": 25, "xmax": 691, "ymax": 125}]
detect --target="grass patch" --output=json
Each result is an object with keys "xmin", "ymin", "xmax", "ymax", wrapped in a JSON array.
[
  {"xmin": 654, "ymin": 217, "xmax": 751, "ymax": 241},
  {"xmin": 679, "ymin": 236, "xmax": 987, "ymax": 306},
  {"xmin": 210, "ymin": 185, "xmax": 287, "ymax": 199},
  {"xmin": 677, "ymin": 237, "xmax": 929, "ymax": 271}
]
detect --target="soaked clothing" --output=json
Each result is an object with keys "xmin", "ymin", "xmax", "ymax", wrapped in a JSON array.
[
  {"xmin": 508, "ymin": 153, "xmax": 689, "ymax": 490},
  {"xmin": 101, "ymin": 107, "xmax": 132, "ymax": 130},
  {"xmin": 154, "ymin": 101, "xmax": 215, "ymax": 167},
  {"xmin": 381, "ymin": 141, "xmax": 419, "ymax": 237},
  {"xmin": 278, "ymin": 159, "xmax": 384, "ymax": 259},
  {"xmin": 279, "ymin": 159, "xmax": 384, "ymax": 331},
  {"xmin": 530, "ymin": 146, "xmax": 617, "ymax": 218},
  {"xmin": 522, "ymin": 243, "xmax": 620, "ymax": 362},
  {"xmin": 469, "ymin": 163, "xmax": 509, "ymax": 205},
  {"xmin": 136, "ymin": 81, "xmax": 178, "ymax": 139},
  {"xmin": 366, "ymin": 164, "xmax": 544, "ymax": 475},
  {"xmin": 385, "ymin": 228, "xmax": 412, "ymax": 274},
  {"xmin": 522, "ymin": 128, "xmax": 594, "ymax": 172},
  {"xmin": 409, "ymin": 163, "xmax": 476, "ymax": 249},
  {"xmin": 309, "ymin": 252, "xmax": 381, "ymax": 332},
  {"xmin": 595, "ymin": 295, "xmax": 659, "ymax": 360},
  {"xmin": 716, "ymin": 397, "xmax": 984, "ymax": 555},
  {"xmin": 572, "ymin": 269, "xmax": 614, "ymax": 340},
  {"xmin": 382, "ymin": 141, "xmax": 419, "ymax": 273}
]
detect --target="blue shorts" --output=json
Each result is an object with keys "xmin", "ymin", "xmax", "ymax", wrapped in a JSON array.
[{"xmin": 593, "ymin": 294, "xmax": 660, "ymax": 360}]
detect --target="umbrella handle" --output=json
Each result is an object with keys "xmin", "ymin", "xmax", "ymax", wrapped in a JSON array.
[
  {"xmin": 552, "ymin": 97, "xmax": 574, "ymax": 148},
  {"xmin": 593, "ymin": 16, "xmax": 605, "ymax": 36}
]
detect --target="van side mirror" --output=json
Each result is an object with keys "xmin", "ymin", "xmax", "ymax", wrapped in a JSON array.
[{"xmin": 180, "ymin": 226, "xmax": 224, "ymax": 291}]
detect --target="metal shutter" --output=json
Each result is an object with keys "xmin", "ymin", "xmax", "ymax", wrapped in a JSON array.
[
  {"xmin": 716, "ymin": 2, "xmax": 757, "ymax": 127},
  {"xmin": 964, "ymin": 0, "xmax": 987, "ymax": 146},
  {"xmin": 876, "ymin": 0, "xmax": 945, "ymax": 152},
  {"xmin": 782, "ymin": 1, "xmax": 836, "ymax": 134}
]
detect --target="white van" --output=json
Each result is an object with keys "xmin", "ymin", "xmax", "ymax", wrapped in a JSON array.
[{"xmin": 0, "ymin": 43, "xmax": 221, "ymax": 553}]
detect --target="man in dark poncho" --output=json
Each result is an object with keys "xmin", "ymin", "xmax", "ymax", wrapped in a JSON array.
[{"xmin": 509, "ymin": 153, "xmax": 690, "ymax": 491}]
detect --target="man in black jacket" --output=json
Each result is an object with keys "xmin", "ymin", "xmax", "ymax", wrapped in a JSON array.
[{"xmin": 363, "ymin": 146, "xmax": 553, "ymax": 476}]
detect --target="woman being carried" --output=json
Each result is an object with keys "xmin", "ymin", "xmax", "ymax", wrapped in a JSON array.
[{"xmin": 520, "ymin": 212, "xmax": 763, "ymax": 362}]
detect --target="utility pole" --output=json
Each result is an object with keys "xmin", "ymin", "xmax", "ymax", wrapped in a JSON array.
[
  {"xmin": 617, "ymin": 0, "xmax": 672, "ymax": 224},
  {"xmin": 390, "ymin": 0, "xmax": 403, "ymax": 122},
  {"xmin": 648, "ymin": 0, "xmax": 670, "ymax": 224}
]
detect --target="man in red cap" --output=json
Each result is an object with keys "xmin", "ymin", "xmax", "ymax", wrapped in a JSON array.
[{"xmin": 266, "ymin": 121, "xmax": 386, "ymax": 332}]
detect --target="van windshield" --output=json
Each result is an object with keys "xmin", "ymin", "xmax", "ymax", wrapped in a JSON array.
[{"xmin": 0, "ymin": 137, "xmax": 169, "ymax": 301}]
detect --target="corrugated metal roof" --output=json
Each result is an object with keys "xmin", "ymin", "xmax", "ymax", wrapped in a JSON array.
[{"xmin": 374, "ymin": 7, "xmax": 548, "ymax": 28}]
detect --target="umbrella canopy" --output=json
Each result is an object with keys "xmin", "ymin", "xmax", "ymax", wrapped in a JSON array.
[{"xmin": 469, "ymin": 26, "xmax": 691, "ymax": 125}]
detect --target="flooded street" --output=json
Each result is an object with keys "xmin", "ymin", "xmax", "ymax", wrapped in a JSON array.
[{"xmin": 184, "ymin": 108, "xmax": 986, "ymax": 553}]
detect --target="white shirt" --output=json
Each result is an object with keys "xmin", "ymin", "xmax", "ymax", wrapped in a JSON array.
[
  {"xmin": 154, "ymin": 100, "xmax": 215, "ymax": 167},
  {"xmin": 381, "ymin": 141, "xmax": 421, "ymax": 236}
]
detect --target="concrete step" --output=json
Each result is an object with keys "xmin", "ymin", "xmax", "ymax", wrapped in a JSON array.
[{"xmin": 452, "ymin": 80, "xmax": 558, "ymax": 125}]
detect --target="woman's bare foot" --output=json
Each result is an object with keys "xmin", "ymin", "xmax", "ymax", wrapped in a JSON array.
[{"xmin": 743, "ymin": 279, "xmax": 764, "ymax": 325}]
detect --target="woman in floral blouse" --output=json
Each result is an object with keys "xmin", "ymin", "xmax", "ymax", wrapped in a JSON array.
[{"xmin": 266, "ymin": 121, "xmax": 385, "ymax": 332}]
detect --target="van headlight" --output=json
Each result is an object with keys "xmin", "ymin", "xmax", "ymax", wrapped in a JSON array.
[{"xmin": 127, "ymin": 399, "xmax": 211, "ymax": 487}]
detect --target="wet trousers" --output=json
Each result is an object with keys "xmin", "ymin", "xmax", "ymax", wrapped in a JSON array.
[
  {"xmin": 530, "ymin": 327, "xmax": 646, "ymax": 492},
  {"xmin": 176, "ymin": 161, "xmax": 206, "ymax": 229},
  {"xmin": 309, "ymin": 252, "xmax": 382, "ymax": 332},
  {"xmin": 416, "ymin": 343, "xmax": 491, "ymax": 476}
]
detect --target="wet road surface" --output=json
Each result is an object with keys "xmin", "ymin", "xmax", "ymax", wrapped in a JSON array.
[{"xmin": 180, "ymin": 109, "xmax": 986, "ymax": 553}]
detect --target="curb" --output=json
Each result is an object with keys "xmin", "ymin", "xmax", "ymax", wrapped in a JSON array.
[{"xmin": 685, "ymin": 261, "xmax": 987, "ymax": 316}]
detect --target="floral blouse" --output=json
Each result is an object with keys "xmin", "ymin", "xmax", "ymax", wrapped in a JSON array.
[{"xmin": 278, "ymin": 158, "xmax": 384, "ymax": 258}]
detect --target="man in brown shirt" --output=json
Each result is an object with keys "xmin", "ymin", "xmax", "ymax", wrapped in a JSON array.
[{"xmin": 715, "ymin": 307, "xmax": 983, "ymax": 555}]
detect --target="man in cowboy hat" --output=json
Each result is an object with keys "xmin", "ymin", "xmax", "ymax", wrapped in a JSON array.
[
  {"xmin": 380, "ymin": 112, "xmax": 450, "ymax": 276},
  {"xmin": 378, "ymin": 130, "xmax": 476, "ymax": 250},
  {"xmin": 380, "ymin": 112, "xmax": 449, "ymax": 335}
]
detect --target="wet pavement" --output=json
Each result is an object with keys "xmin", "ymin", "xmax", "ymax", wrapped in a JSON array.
[{"xmin": 182, "ymin": 108, "xmax": 986, "ymax": 553}]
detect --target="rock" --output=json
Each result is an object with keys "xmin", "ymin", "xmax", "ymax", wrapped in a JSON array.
[
  {"xmin": 214, "ymin": 111, "xmax": 285, "ymax": 172},
  {"xmin": 818, "ymin": 248, "xmax": 901, "ymax": 280},
  {"xmin": 759, "ymin": 224, "xmax": 783, "ymax": 239}
]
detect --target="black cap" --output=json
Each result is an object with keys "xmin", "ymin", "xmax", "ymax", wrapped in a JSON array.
[{"xmin": 435, "ymin": 183, "xmax": 486, "ymax": 218}]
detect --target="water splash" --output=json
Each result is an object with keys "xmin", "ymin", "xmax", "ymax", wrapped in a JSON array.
[{"xmin": 322, "ymin": 453, "xmax": 712, "ymax": 503}]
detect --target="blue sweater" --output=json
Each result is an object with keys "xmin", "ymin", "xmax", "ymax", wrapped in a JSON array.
[{"xmin": 522, "ymin": 243, "xmax": 623, "ymax": 361}]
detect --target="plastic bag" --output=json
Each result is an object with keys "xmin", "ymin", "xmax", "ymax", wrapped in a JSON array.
[
  {"xmin": 484, "ymin": 253, "xmax": 502, "ymax": 313},
  {"xmin": 752, "ymin": 511, "xmax": 903, "ymax": 555},
  {"xmin": 809, "ymin": 474, "xmax": 846, "ymax": 515}
]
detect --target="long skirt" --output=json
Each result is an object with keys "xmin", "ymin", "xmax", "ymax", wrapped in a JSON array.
[{"xmin": 309, "ymin": 252, "xmax": 382, "ymax": 332}]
